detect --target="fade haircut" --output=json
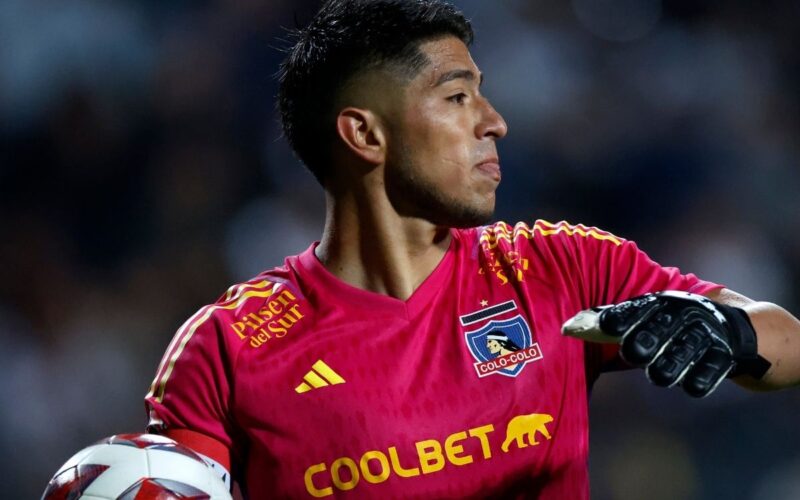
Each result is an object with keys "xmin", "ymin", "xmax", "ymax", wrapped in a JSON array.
[{"xmin": 277, "ymin": 0, "xmax": 473, "ymax": 183}]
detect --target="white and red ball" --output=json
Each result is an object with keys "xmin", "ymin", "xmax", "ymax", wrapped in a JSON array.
[{"xmin": 42, "ymin": 433, "xmax": 231, "ymax": 500}]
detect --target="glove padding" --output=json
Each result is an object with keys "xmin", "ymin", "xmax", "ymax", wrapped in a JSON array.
[{"xmin": 562, "ymin": 291, "xmax": 771, "ymax": 398}]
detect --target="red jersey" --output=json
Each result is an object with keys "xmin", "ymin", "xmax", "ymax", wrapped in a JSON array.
[{"xmin": 145, "ymin": 220, "xmax": 720, "ymax": 498}]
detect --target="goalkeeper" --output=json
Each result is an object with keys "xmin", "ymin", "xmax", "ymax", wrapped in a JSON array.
[{"xmin": 144, "ymin": 0, "xmax": 800, "ymax": 498}]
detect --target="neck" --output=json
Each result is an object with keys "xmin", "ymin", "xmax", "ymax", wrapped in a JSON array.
[{"xmin": 315, "ymin": 181, "xmax": 451, "ymax": 301}]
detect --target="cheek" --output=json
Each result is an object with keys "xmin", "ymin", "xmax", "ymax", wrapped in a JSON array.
[
  {"xmin": 400, "ymin": 103, "xmax": 474, "ymax": 177},
  {"xmin": 409, "ymin": 118, "xmax": 471, "ymax": 164}
]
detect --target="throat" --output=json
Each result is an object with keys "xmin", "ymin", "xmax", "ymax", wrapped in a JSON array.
[{"xmin": 315, "ymin": 228, "xmax": 452, "ymax": 301}]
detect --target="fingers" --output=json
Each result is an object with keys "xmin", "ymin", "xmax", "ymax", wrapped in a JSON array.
[
  {"xmin": 680, "ymin": 347, "xmax": 734, "ymax": 398},
  {"xmin": 619, "ymin": 307, "xmax": 680, "ymax": 366},
  {"xmin": 644, "ymin": 323, "xmax": 714, "ymax": 387},
  {"xmin": 562, "ymin": 292, "xmax": 739, "ymax": 398},
  {"xmin": 630, "ymin": 318, "xmax": 733, "ymax": 396},
  {"xmin": 599, "ymin": 294, "xmax": 662, "ymax": 339}
]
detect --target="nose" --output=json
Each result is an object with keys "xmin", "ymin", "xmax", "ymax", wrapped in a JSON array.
[{"xmin": 476, "ymin": 96, "xmax": 508, "ymax": 140}]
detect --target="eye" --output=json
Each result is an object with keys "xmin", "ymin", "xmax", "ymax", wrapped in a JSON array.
[{"xmin": 447, "ymin": 93, "xmax": 467, "ymax": 105}]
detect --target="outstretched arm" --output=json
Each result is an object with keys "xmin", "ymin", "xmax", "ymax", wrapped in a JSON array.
[
  {"xmin": 706, "ymin": 288, "xmax": 800, "ymax": 390},
  {"xmin": 563, "ymin": 288, "xmax": 800, "ymax": 397}
]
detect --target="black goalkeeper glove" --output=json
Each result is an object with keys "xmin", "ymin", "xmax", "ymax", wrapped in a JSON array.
[{"xmin": 562, "ymin": 291, "xmax": 772, "ymax": 398}]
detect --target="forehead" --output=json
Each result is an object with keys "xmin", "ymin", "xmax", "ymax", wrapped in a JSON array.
[{"xmin": 415, "ymin": 36, "xmax": 479, "ymax": 87}]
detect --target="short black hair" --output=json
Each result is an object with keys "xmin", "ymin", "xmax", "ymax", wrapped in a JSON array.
[
  {"xmin": 277, "ymin": 0, "xmax": 473, "ymax": 183},
  {"xmin": 487, "ymin": 331, "xmax": 521, "ymax": 352}
]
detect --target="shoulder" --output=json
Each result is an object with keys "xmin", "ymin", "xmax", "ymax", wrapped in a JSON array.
[
  {"xmin": 146, "ymin": 259, "xmax": 308, "ymax": 415},
  {"xmin": 169, "ymin": 261, "xmax": 304, "ymax": 356},
  {"xmin": 208, "ymin": 261, "xmax": 304, "ymax": 337},
  {"xmin": 450, "ymin": 220, "xmax": 625, "ymax": 288},
  {"xmin": 456, "ymin": 219, "xmax": 623, "ymax": 255},
  {"xmin": 214, "ymin": 263, "xmax": 299, "ymax": 313}
]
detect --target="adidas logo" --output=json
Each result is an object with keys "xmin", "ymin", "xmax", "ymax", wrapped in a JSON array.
[{"xmin": 295, "ymin": 360, "xmax": 345, "ymax": 394}]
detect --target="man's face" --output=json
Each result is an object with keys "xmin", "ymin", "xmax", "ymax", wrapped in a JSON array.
[
  {"xmin": 383, "ymin": 36, "xmax": 508, "ymax": 228},
  {"xmin": 487, "ymin": 339, "xmax": 502, "ymax": 354}
]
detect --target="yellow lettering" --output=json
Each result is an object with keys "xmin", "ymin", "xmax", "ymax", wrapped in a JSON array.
[
  {"xmin": 267, "ymin": 321, "xmax": 287, "ymax": 336},
  {"xmin": 444, "ymin": 431, "xmax": 473, "ymax": 466},
  {"xmin": 242, "ymin": 319, "xmax": 261, "ymax": 331},
  {"xmin": 331, "ymin": 457, "xmax": 359, "ymax": 491},
  {"xmin": 388, "ymin": 446, "xmax": 420, "ymax": 478},
  {"xmin": 305, "ymin": 422, "xmax": 502, "ymax": 493},
  {"xmin": 247, "ymin": 329, "xmax": 272, "ymax": 349},
  {"xmin": 269, "ymin": 300, "xmax": 283, "ymax": 315},
  {"xmin": 415, "ymin": 439, "xmax": 445, "ymax": 474},
  {"xmin": 277, "ymin": 289, "xmax": 296, "ymax": 306},
  {"xmin": 231, "ymin": 322, "xmax": 247, "ymax": 340},
  {"xmin": 304, "ymin": 463, "xmax": 332, "ymax": 498},
  {"xmin": 468, "ymin": 424, "xmax": 495, "ymax": 459},
  {"xmin": 496, "ymin": 270, "xmax": 508, "ymax": 285},
  {"xmin": 257, "ymin": 306, "xmax": 274, "ymax": 321},
  {"xmin": 359, "ymin": 450, "xmax": 390, "ymax": 484},
  {"xmin": 289, "ymin": 303, "xmax": 304, "ymax": 320},
  {"xmin": 278, "ymin": 313, "xmax": 301, "ymax": 329},
  {"xmin": 246, "ymin": 313, "xmax": 265, "ymax": 327}
]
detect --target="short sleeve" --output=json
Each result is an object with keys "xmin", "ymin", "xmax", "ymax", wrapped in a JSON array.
[
  {"xmin": 518, "ymin": 220, "xmax": 723, "ymax": 380},
  {"xmin": 584, "ymin": 236, "xmax": 721, "ymax": 307},
  {"xmin": 145, "ymin": 308, "xmax": 239, "ymax": 455},
  {"xmin": 577, "ymin": 226, "xmax": 722, "ymax": 378}
]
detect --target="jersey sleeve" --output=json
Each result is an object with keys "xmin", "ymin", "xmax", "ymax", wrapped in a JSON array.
[
  {"xmin": 525, "ymin": 220, "xmax": 723, "ymax": 378},
  {"xmin": 576, "ymin": 226, "xmax": 721, "ymax": 307},
  {"xmin": 145, "ymin": 306, "xmax": 240, "ymax": 458}
]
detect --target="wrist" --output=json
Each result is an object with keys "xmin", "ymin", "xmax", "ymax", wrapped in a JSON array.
[{"xmin": 714, "ymin": 303, "xmax": 771, "ymax": 379}]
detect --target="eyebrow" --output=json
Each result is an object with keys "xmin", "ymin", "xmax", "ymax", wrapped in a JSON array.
[{"xmin": 433, "ymin": 69, "xmax": 484, "ymax": 87}]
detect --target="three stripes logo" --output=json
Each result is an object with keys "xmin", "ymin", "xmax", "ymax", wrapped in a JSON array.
[{"xmin": 295, "ymin": 360, "xmax": 345, "ymax": 394}]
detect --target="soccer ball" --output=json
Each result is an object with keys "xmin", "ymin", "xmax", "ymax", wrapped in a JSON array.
[{"xmin": 42, "ymin": 433, "xmax": 232, "ymax": 500}]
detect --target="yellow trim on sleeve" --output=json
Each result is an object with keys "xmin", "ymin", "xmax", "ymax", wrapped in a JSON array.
[
  {"xmin": 223, "ymin": 279, "xmax": 271, "ymax": 301},
  {"xmin": 479, "ymin": 220, "xmax": 622, "ymax": 248},
  {"xmin": 149, "ymin": 279, "xmax": 273, "ymax": 400},
  {"xmin": 148, "ymin": 285, "xmax": 276, "ymax": 403},
  {"xmin": 533, "ymin": 220, "xmax": 622, "ymax": 246}
]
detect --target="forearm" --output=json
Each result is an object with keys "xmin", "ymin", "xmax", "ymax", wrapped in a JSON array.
[
  {"xmin": 736, "ymin": 301, "xmax": 800, "ymax": 390},
  {"xmin": 708, "ymin": 288, "xmax": 800, "ymax": 390}
]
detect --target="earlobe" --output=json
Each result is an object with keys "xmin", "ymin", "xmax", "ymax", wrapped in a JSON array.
[{"xmin": 336, "ymin": 107, "xmax": 385, "ymax": 165}]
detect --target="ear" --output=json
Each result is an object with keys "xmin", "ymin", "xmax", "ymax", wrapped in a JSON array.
[{"xmin": 335, "ymin": 107, "xmax": 386, "ymax": 165}]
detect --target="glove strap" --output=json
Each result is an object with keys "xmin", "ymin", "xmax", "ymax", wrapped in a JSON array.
[{"xmin": 716, "ymin": 304, "xmax": 772, "ymax": 379}]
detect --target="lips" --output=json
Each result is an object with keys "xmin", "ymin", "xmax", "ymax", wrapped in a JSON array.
[{"xmin": 475, "ymin": 158, "xmax": 501, "ymax": 182}]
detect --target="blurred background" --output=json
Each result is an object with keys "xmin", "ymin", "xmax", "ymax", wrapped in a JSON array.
[{"xmin": 1, "ymin": 0, "xmax": 798, "ymax": 498}]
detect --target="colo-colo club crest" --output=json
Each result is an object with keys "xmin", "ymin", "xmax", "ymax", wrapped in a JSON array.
[{"xmin": 461, "ymin": 300, "xmax": 543, "ymax": 378}]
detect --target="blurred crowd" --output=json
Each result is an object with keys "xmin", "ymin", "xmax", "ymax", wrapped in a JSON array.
[{"xmin": 1, "ymin": 0, "xmax": 798, "ymax": 498}]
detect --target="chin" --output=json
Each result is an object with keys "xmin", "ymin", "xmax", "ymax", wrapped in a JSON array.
[{"xmin": 394, "ymin": 172, "xmax": 496, "ymax": 227}]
